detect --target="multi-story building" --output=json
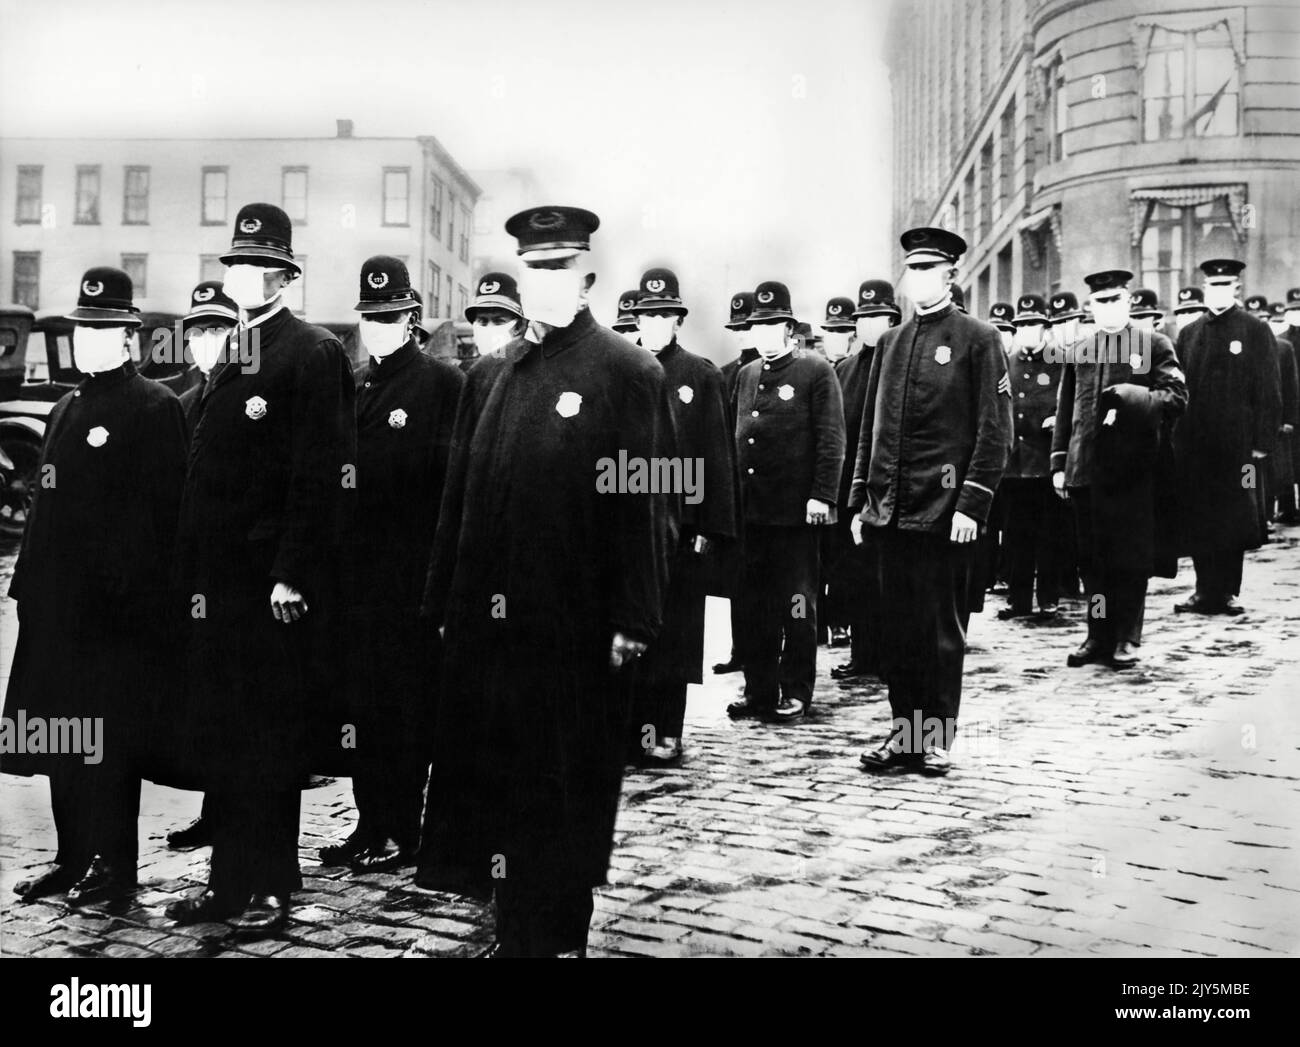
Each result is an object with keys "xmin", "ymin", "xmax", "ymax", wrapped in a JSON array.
[
  {"xmin": 887, "ymin": 0, "xmax": 1300, "ymax": 315},
  {"xmin": 0, "ymin": 120, "xmax": 481, "ymax": 324},
  {"xmin": 469, "ymin": 167, "xmax": 547, "ymax": 280}
]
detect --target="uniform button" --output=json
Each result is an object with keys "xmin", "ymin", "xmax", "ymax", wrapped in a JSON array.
[
  {"xmin": 747, "ymin": 468, "xmax": 755, "ymax": 475},
  {"xmin": 763, "ymin": 364, "xmax": 770, "ymax": 370},
  {"xmin": 751, "ymin": 410, "xmax": 759, "ymax": 417},
  {"xmin": 1019, "ymin": 392, "xmax": 1025, "ymax": 398},
  {"xmin": 74, "ymin": 390, "xmax": 81, "ymax": 397},
  {"xmin": 365, "ymin": 381, "xmax": 371, "ymax": 388},
  {"xmin": 1018, "ymin": 412, "xmax": 1024, "ymax": 418},
  {"xmin": 759, "ymin": 384, "xmax": 765, "ymax": 390},
  {"xmin": 747, "ymin": 437, "xmax": 755, "ymax": 444}
]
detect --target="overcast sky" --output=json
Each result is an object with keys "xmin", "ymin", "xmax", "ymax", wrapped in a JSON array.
[{"xmin": 0, "ymin": 0, "xmax": 896, "ymax": 350}]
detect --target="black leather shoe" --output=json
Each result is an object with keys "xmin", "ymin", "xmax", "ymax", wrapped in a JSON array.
[
  {"xmin": 828, "ymin": 627, "xmax": 850, "ymax": 648},
  {"xmin": 228, "ymin": 894, "xmax": 289, "ymax": 935},
  {"xmin": 996, "ymin": 605, "xmax": 1033, "ymax": 620},
  {"xmin": 13, "ymin": 864, "xmax": 82, "ymax": 902},
  {"xmin": 165, "ymin": 889, "xmax": 243, "ymax": 925},
  {"xmin": 920, "ymin": 747, "xmax": 953, "ymax": 776},
  {"xmin": 1110, "ymin": 641, "xmax": 1140, "ymax": 669},
  {"xmin": 1174, "ymin": 593, "xmax": 1219, "ymax": 614},
  {"xmin": 319, "ymin": 832, "xmax": 369, "ymax": 866},
  {"xmin": 1221, "ymin": 598, "xmax": 1245, "ymax": 616},
  {"xmin": 859, "ymin": 743, "xmax": 918, "ymax": 773},
  {"xmin": 1066, "ymin": 639, "xmax": 1108, "ymax": 667},
  {"xmin": 712, "ymin": 658, "xmax": 743, "ymax": 674},
  {"xmin": 350, "ymin": 842, "xmax": 416, "ymax": 873},
  {"xmin": 166, "ymin": 817, "xmax": 212, "ymax": 850},
  {"xmin": 765, "ymin": 696, "xmax": 806, "ymax": 723},
  {"xmin": 639, "ymin": 738, "xmax": 683, "ymax": 767},
  {"xmin": 831, "ymin": 661, "xmax": 869, "ymax": 680},
  {"xmin": 1038, "ymin": 604, "xmax": 1060, "ymax": 617},
  {"xmin": 65, "ymin": 859, "xmax": 136, "ymax": 906},
  {"xmin": 726, "ymin": 696, "xmax": 765, "ymax": 719}
]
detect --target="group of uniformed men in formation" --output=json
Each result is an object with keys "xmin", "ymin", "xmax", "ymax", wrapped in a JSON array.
[{"xmin": 2, "ymin": 199, "xmax": 1294, "ymax": 957}]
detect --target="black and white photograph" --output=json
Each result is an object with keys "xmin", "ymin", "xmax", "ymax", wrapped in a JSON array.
[{"xmin": 0, "ymin": 0, "xmax": 1296, "ymax": 1011}]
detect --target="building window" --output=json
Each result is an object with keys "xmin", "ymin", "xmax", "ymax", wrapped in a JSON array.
[
  {"xmin": 282, "ymin": 259, "xmax": 306, "ymax": 315},
  {"xmin": 282, "ymin": 167, "xmax": 308, "ymax": 223},
  {"xmin": 1134, "ymin": 191, "xmax": 1242, "ymax": 307},
  {"xmin": 447, "ymin": 193, "xmax": 457, "ymax": 248},
  {"xmin": 201, "ymin": 166, "xmax": 228, "ymax": 225},
  {"xmin": 996, "ymin": 241, "xmax": 1013, "ymax": 304},
  {"xmin": 15, "ymin": 166, "xmax": 41, "ymax": 224},
  {"xmin": 428, "ymin": 262, "xmax": 442, "ymax": 316},
  {"xmin": 75, "ymin": 165, "xmax": 101, "ymax": 225},
  {"xmin": 459, "ymin": 206, "xmax": 471, "ymax": 263},
  {"xmin": 996, "ymin": 106, "xmax": 1013, "ymax": 219},
  {"xmin": 978, "ymin": 141, "xmax": 993, "ymax": 241},
  {"xmin": 445, "ymin": 274, "xmax": 453, "ymax": 318},
  {"xmin": 382, "ymin": 167, "xmax": 410, "ymax": 226},
  {"xmin": 963, "ymin": 170, "xmax": 976, "ymax": 247},
  {"xmin": 1042, "ymin": 56, "xmax": 1067, "ymax": 163},
  {"xmin": 429, "ymin": 176, "xmax": 444, "ymax": 238},
  {"xmin": 457, "ymin": 283, "xmax": 469, "ymax": 317},
  {"xmin": 1140, "ymin": 23, "xmax": 1239, "ymax": 141},
  {"xmin": 199, "ymin": 254, "xmax": 224, "ymax": 282},
  {"xmin": 120, "ymin": 254, "xmax": 147, "ymax": 298},
  {"xmin": 12, "ymin": 251, "xmax": 39, "ymax": 309},
  {"xmin": 123, "ymin": 166, "xmax": 150, "ymax": 224}
]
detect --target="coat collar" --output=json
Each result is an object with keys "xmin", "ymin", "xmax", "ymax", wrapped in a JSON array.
[
  {"xmin": 77, "ymin": 360, "xmax": 136, "ymax": 394},
  {"xmin": 522, "ymin": 305, "xmax": 597, "ymax": 362},
  {"xmin": 760, "ymin": 349, "xmax": 796, "ymax": 372},
  {"xmin": 915, "ymin": 303, "xmax": 956, "ymax": 325},
  {"xmin": 366, "ymin": 339, "xmax": 420, "ymax": 383}
]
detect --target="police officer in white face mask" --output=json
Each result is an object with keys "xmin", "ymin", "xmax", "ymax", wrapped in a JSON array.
[
  {"xmin": 1046, "ymin": 292, "xmax": 1084, "ymax": 355},
  {"xmin": 611, "ymin": 289, "xmax": 642, "ymax": 344},
  {"xmin": 5, "ymin": 266, "xmax": 188, "ymax": 905},
  {"xmin": 174, "ymin": 281, "xmax": 238, "ymax": 427},
  {"xmin": 729, "ymin": 281, "xmax": 845, "ymax": 724},
  {"xmin": 465, "ymin": 271, "xmax": 527, "ymax": 366},
  {"xmin": 1129, "ymin": 288, "xmax": 1164, "ymax": 336},
  {"xmin": 989, "ymin": 302, "xmax": 1016, "ymax": 352}
]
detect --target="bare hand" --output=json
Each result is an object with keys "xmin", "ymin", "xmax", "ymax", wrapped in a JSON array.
[
  {"xmin": 950, "ymin": 510, "xmax": 978, "ymax": 544},
  {"xmin": 1052, "ymin": 471, "xmax": 1069, "ymax": 501},
  {"xmin": 1283, "ymin": 424, "xmax": 1295, "ymax": 435},
  {"xmin": 850, "ymin": 515, "xmax": 864, "ymax": 546},
  {"xmin": 610, "ymin": 631, "xmax": 647, "ymax": 670},
  {"xmin": 1041, "ymin": 415, "xmax": 1055, "ymax": 430},
  {"xmin": 271, "ymin": 582, "xmax": 308, "ymax": 623},
  {"xmin": 1251, "ymin": 450, "xmax": 1268, "ymax": 459},
  {"xmin": 805, "ymin": 498, "xmax": 831, "ymax": 526}
]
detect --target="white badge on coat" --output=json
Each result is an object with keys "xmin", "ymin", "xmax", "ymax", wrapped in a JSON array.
[
  {"xmin": 777, "ymin": 384, "xmax": 795, "ymax": 401},
  {"xmin": 86, "ymin": 425, "xmax": 109, "ymax": 448},
  {"xmin": 388, "ymin": 408, "xmax": 408, "ymax": 429},
  {"xmin": 245, "ymin": 395, "xmax": 268, "ymax": 420},
  {"xmin": 935, "ymin": 345, "xmax": 952, "ymax": 365},
  {"xmin": 1037, "ymin": 373, "xmax": 1050, "ymax": 386},
  {"xmin": 1229, "ymin": 340, "xmax": 1243, "ymax": 355},
  {"xmin": 1129, "ymin": 353, "xmax": 1144, "ymax": 369},
  {"xmin": 556, "ymin": 391, "xmax": 583, "ymax": 418},
  {"xmin": 678, "ymin": 385, "xmax": 694, "ymax": 404}
]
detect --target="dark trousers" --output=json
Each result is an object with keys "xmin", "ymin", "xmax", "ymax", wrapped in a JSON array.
[
  {"xmin": 876, "ymin": 525, "xmax": 973, "ymax": 753},
  {"xmin": 353, "ymin": 752, "xmax": 428, "ymax": 851},
  {"xmin": 50, "ymin": 763, "xmax": 140, "ymax": 874},
  {"xmin": 1193, "ymin": 549, "xmax": 1246, "ymax": 605},
  {"xmin": 631, "ymin": 679, "xmax": 689, "ymax": 745},
  {"xmin": 1072, "ymin": 487, "xmax": 1147, "ymax": 650},
  {"xmin": 1001, "ymin": 477, "xmax": 1068, "ymax": 611},
  {"xmin": 207, "ymin": 788, "xmax": 302, "ymax": 901},
  {"xmin": 849, "ymin": 533, "xmax": 882, "ymax": 671},
  {"xmin": 494, "ymin": 880, "xmax": 595, "ymax": 957},
  {"xmin": 737, "ymin": 524, "xmax": 820, "ymax": 709}
]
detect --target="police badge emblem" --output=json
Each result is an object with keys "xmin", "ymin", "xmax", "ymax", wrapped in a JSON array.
[
  {"xmin": 480, "ymin": 280, "xmax": 500, "ymax": 295},
  {"xmin": 646, "ymin": 278, "xmax": 666, "ymax": 294},
  {"xmin": 194, "ymin": 287, "xmax": 215, "ymax": 302},
  {"xmin": 757, "ymin": 291, "xmax": 775, "ymax": 305},
  {"xmin": 678, "ymin": 385, "xmax": 694, "ymax": 404},
  {"xmin": 86, "ymin": 426, "xmax": 109, "ymax": 448},
  {"xmin": 368, "ymin": 272, "xmax": 389, "ymax": 289},
  {"xmin": 245, "ymin": 396, "xmax": 268, "ymax": 420},
  {"xmin": 556, "ymin": 391, "xmax": 583, "ymax": 418},
  {"xmin": 1230, "ymin": 340, "xmax": 1243, "ymax": 355},
  {"xmin": 1037, "ymin": 373, "xmax": 1050, "ymax": 386},
  {"xmin": 239, "ymin": 217, "xmax": 263, "ymax": 234},
  {"xmin": 778, "ymin": 384, "xmax": 794, "ymax": 401},
  {"xmin": 935, "ymin": 346, "xmax": 952, "ymax": 365},
  {"xmin": 388, "ymin": 408, "xmax": 407, "ymax": 429}
]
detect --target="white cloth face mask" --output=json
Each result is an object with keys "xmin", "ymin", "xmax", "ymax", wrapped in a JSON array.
[
  {"xmin": 1203, "ymin": 284, "xmax": 1236, "ymax": 312},
  {"xmin": 187, "ymin": 328, "xmax": 229, "ymax": 374},
  {"xmin": 1013, "ymin": 324, "xmax": 1045, "ymax": 350},
  {"xmin": 751, "ymin": 322, "xmax": 790, "ymax": 359},
  {"xmin": 636, "ymin": 315, "xmax": 677, "ymax": 353},
  {"xmin": 1269, "ymin": 320, "xmax": 1288, "ymax": 337},
  {"xmin": 519, "ymin": 267, "xmax": 583, "ymax": 328},
  {"xmin": 733, "ymin": 329, "xmax": 753, "ymax": 352},
  {"xmin": 472, "ymin": 319, "xmax": 518, "ymax": 355},
  {"xmin": 855, "ymin": 316, "xmax": 891, "ymax": 346},
  {"xmin": 73, "ymin": 325, "xmax": 129, "ymax": 374},
  {"xmin": 224, "ymin": 264, "xmax": 283, "ymax": 310},
  {"xmin": 1091, "ymin": 298, "xmax": 1130, "ymax": 333},
  {"xmin": 903, "ymin": 266, "xmax": 948, "ymax": 308},
  {"xmin": 821, "ymin": 330, "xmax": 852, "ymax": 360},
  {"xmin": 359, "ymin": 317, "xmax": 409, "ymax": 358}
]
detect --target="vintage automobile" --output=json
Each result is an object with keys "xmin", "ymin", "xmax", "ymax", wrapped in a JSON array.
[{"xmin": 0, "ymin": 306, "xmax": 192, "ymax": 540}]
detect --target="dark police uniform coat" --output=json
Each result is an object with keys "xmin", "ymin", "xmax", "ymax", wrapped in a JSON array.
[
  {"xmin": 709, "ymin": 347, "xmax": 758, "ymax": 600},
  {"xmin": 1051, "ymin": 327, "xmax": 1187, "ymax": 577},
  {"xmin": 174, "ymin": 308, "xmax": 356, "ymax": 791},
  {"xmin": 834, "ymin": 346, "xmax": 876, "ymax": 507},
  {"xmin": 734, "ymin": 350, "xmax": 845, "ymax": 525},
  {"xmin": 1004, "ymin": 345, "xmax": 1062, "ymax": 479},
  {"xmin": 639, "ymin": 340, "xmax": 737, "ymax": 686},
  {"xmin": 1270, "ymin": 334, "xmax": 1298, "ymax": 500},
  {"xmin": 419, "ymin": 307, "xmax": 678, "ymax": 893},
  {"xmin": 3, "ymin": 363, "xmax": 187, "ymax": 779},
  {"xmin": 849, "ymin": 305, "xmax": 1011, "ymax": 530},
  {"xmin": 339, "ymin": 341, "xmax": 464, "ymax": 771},
  {"xmin": 1172, "ymin": 306, "xmax": 1282, "ymax": 556}
]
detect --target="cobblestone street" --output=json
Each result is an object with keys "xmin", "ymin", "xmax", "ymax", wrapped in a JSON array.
[{"xmin": 2, "ymin": 532, "xmax": 1299, "ymax": 958}]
